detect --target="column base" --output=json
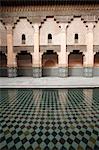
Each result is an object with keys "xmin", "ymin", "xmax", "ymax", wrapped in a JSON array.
[
  {"xmin": 33, "ymin": 67, "xmax": 42, "ymax": 78},
  {"xmin": 58, "ymin": 67, "xmax": 68, "ymax": 77},
  {"xmin": 93, "ymin": 67, "xmax": 99, "ymax": 76},
  {"xmin": 0, "ymin": 67, "xmax": 7, "ymax": 77},
  {"xmin": 8, "ymin": 67, "xmax": 17, "ymax": 77},
  {"xmin": 83, "ymin": 67, "xmax": 93, "ymax": 77}
]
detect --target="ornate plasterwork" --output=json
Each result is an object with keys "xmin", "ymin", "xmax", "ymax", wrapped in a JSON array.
[
  {"xmin": 93, "ymin": 45, "xmax": 99, "ymax": 52},
  {"xmin": 67, "ymin": 45, "xmax": 87, "ymax": 53},
  {"xmin": 13, "ymin": 46, "xmax": 34, "ymax": 53},
  {"xmin": 40, "ymin": 45, "xmax": 61, "ymax": 53},
  {"xmin": 1, "ymin": 15, "xmax": 99, "ymax": 28}
]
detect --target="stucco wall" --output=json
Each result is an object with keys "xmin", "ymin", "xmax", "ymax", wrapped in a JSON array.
[
  {"xmin": 13, "ymin": 19, "xmax": 34, "ymax": 46},
  {"xmin": 0, "ymin": 17, "xmax": 99, "ymax": 51},
  {"xmin": 40, "ymin": 18, "xmax": 61, "ymax": 45},
  {"xmin": 67, "ymin": 18, "xmax": 87, "ymax": 45},
  {"xmin": 94, "ymin": 21, "xmax": 99, "ymax": 45},
  {"xmin": 0, "ymin": 22, "xmax": 7, "ymax": 46}
]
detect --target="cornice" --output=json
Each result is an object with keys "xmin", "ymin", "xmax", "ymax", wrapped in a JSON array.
[{"xmin": 0, "ymin": 5, "xmax": 99, "ymax": 13}]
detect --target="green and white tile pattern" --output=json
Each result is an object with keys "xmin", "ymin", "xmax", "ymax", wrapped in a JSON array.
[{"xmin": 0, "ymin": 88, "xmax": 99, "ymax": 150}]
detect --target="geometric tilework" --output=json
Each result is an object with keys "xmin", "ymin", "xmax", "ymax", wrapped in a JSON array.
[{"xmin": 0, "ymin": 88, "xmax": 99, "ymax": 150}]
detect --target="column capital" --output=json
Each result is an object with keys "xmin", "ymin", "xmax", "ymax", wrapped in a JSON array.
[
  {"xmin": 86, "ymin": 22, "xmax": 95, "ymax": 32},
  {"xmin": 6, "ymin": 25, "xmax": 13, "ymax": 34},
  {"xmin": 33, "ymin": 23, "xmax": 40, "ymax": 32},
  {"xmin": 60, "ymin": 23, "xmax": 68, "ymax": 32}
]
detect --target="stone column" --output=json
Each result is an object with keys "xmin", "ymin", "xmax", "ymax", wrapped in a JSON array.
[
  {"xmin": 6, "ymin": 25, "xmax": 17, "ymax": 77},
  {"xmin": 32, "ymin": 24, "xmax": 42, "ymax": 77},
  {"xmin": 84, "ymin": 23, "xmax": 94, "ymax": 77},
  {"xmin": 59, "ymin": 23, "xmax": 68, "ymax": 77}
]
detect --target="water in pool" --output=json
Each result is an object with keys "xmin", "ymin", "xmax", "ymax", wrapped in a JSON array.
[{"xmin": 0, "ymin": 88, "xmax": 99, "ymax": 150}]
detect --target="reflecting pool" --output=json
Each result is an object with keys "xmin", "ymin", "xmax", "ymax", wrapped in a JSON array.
[{"xmin": 0, "ymin": 88, "xmax": 99, "ymax": 150}]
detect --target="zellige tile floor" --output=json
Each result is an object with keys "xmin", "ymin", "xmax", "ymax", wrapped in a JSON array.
[{"xmin": 0, "ymin": 88, "xmax": 99, "ymax": 150}]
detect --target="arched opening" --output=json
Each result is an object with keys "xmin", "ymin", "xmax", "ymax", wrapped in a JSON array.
[
  {"xmin": 22, "ymin": 34, "xmax": 26, "ymax": 44},
  {"xmin": 0, "ymin": 52, "xmax": 7, "ymax": 77},
  {"xmin": 94, "ymin": 52, "xmax": 99, "ymax": 76},
  {"xmin": 42, "ymin": 50, "xmax": 58, "ymax": 77},
  {"xmin": 48, "ymin": 34, "xmax": 52, "ymax": 43},
  {"xmin": 94, "ymin": 52, "xmax": 99, "ymax": 66},
  {"xmin": 16, "ymin": 51, "xmax": 32, "ymax": 76},
  {"xmin": 68, "ymin": 50, "xmax": 83, "ymax": 76}
]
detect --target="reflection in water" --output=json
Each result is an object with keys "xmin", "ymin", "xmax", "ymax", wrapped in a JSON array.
[
  {"xmin": 0, "ymin": 88, "xmax": 99, "ymax": 150},
  {"xmin": 83, "ymin": 89, "xmax": 93, "ymax": 108},
  {"xmin": 93, "ymin": 88, "xmax": 99, "ymax": 109}
]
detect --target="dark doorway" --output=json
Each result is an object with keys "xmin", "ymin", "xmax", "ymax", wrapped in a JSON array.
[
  {"xmin": 17, "ymin": 51, "xmax": 32, "ymax": 76},
  {"xmin": 94, "ymin": 52, "xmax": 99, "ymax": 76},
  {"xmin": 42, "ymin": 50, "xmax": 58, "ymax": 77},
  {"xmin": 0, "ymin": 52, "xmax": 7, "ymax": 77},
  {"xmin": 68, "ymin": 50, "xmax": 83, "ymax": 76},
  {"xmin": 94, "ymin": 52, "xmax": 99, "ymax": 66}
]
